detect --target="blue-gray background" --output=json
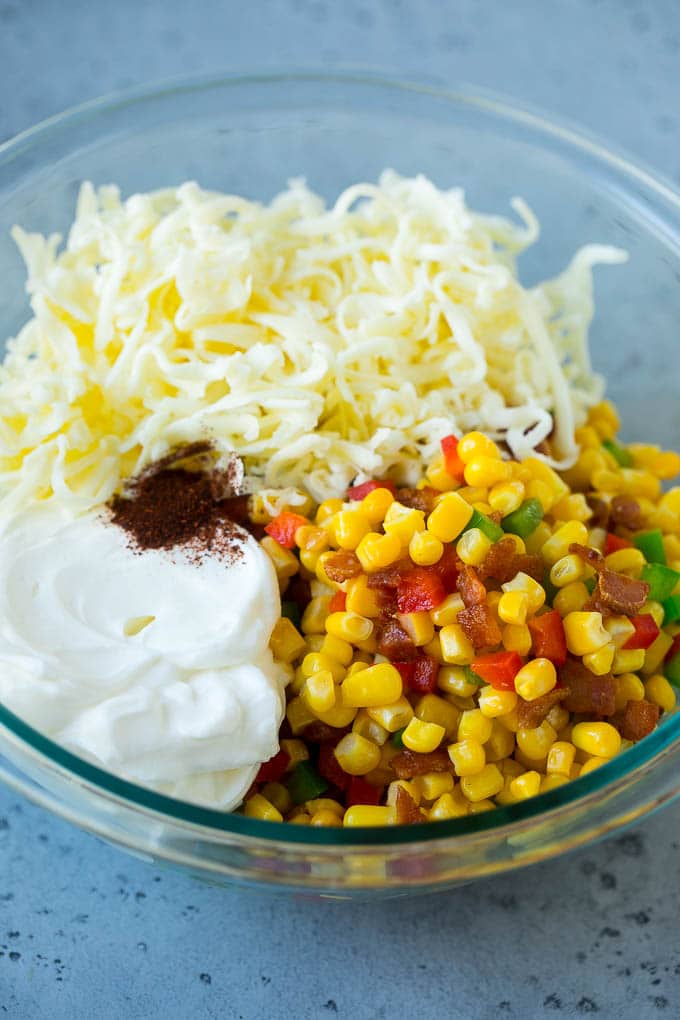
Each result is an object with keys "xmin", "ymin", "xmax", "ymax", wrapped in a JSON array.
[{"xmin": 1, "ymin": 2, "xmax": 679, "ymax": 1018}]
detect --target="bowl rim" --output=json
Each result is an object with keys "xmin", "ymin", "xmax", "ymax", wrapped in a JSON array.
[{"xmin": 1, "ymin": 68, "xmax": 679, "ymax": 847}]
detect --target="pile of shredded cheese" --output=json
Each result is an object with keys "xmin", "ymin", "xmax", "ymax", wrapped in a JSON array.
[{"xmin": 0, "ymin": 172, "xmax": 626, "ymax": 512}]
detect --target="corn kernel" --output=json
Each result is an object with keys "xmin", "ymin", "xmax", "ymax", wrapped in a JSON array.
[
  {"xmin": 415, "ymin": 693, "xmax": 461, "ymax": 738},
  {"xmin": 516, "ymin": 719, "xmax": 557, "ymax": 760},
  {"xmin": 360, "ymin": 486, "xmax": 395, "ymax": 524},
  {"xmin": 415, "ymin": 771, "xmax": 455, "ymax": 802},
  {"xmin": 260, "ymin": 536, "xmax": 300, "ymax": 586},
  {"xmin": 525, "ymin": 519, "xmax": 553, "ymax": 556},
  {"xmin": 563, "ymin": 611, "xmax": 610, "ymax": 656},
  {"xmin": 540, "ymin": 774, "xmax": 570, "ymax": 792},
  {"xmin": 458, "ymin": 432, "xmax": 501, "ymax": 463},
  {"xmin": 367, "ymin": 696, "xmax": 414, "ymax": 732},
  {"xmin": 541, "ymin": 521, "xmax": 589, "ymax": 565},
  {"xmin": 457, "ymin": 486, "xmax": 488, "ymax": 506},
  {"xmin": 509, "ymin": 770, "xmax": 541, "ymax": 801},
  {"xmin": 611, "ymin": 647, "xmax": 645, "ymax": 675},
  {"xmin": 310, "ymin": 809, "xmax": 343, "ymax": 827},
  {"xmin": 320, "ymin": 634, "xmax": 354, "ymax": 667},
  {"xmin": 428, "ymin": 788, "xmax": 470, "ymax": 820},
  {"xmin": 572, "ymin": 721, "xmax": 621, "ymax": 758},
  {"xmin": 295, "ymin": 524, "xmax": 329, "ymax": 554},
  {"xmin": 279, "ymin": 738, "xmax": 309, "ymax": 770},
  {"xmin": 302, "ymin": 669, "xmax": 337, "ymax": 714},
  {"xmin": 604, "ymin": 547, "xmax": 645, "ymax": 577},
  {"xmin": 355, "ymin": 531, "xmax": 402, "ymax": 573},
  {"xmin": 460, "ymin": 763, "xmax": 504, "ymax": 802},
  {"xmin": 422, "ymin": 633, "xmax": 445, "ymax": 663},
  {"xmin": 439, "ymin": 624, "xmax": 475, "ymax": 665},
  {"xmin": 583, "ymin": 642, "xmax": 615, "ymax": 676},
  {"xmin": 579, "ymin": 756, "xmax": 610, "ymax": 776},
  {"xmin": 409, "ymin": 529, "xmax": 444, "ymax": 566},
  {"xmin": 315, "ymin": 550, "xmax": 343, "ymax": 588},
  {"xmin": 546, "ymin": 741, "xmax": 576, "ymax": 776},
  {"xmin": 501, "ymin": 572, "xmax": 546, "ymax": 614},
  {"xmin": 645, "ymin": 674, "xmax": 676, "ymax": 712},
  {"xmin": 489, "ymin": 480, "xmax": 525, "ymax": 516},
  {"xmin": 613, "ymin": 672, "xmax": 645, "ymax": 712},
  {"xmin": 513, "ymin": 658, "xmax": 557, "ymax": 701},
  {"xmin": 457, "ymin": 708, "xmax": 493, "ymax": 744},
  {"xmin": 334, "ymin": 733, "xmax": 382, "ymax": 775},
  {"xmin": 642, "ymin": 630, "xmax": 674, "ymax": 675},
  {"xmin": 549, "ymin": 554, "xmax": 585, "ymax": 588},
  {"xmin": 316, "ymin": 498, "xmax": 344, "ymax": 524},
  {"xmin": 402, "ymin": 717, "xmax": 446, "ymax": 753},
  {"xmin": 289, "ymin": 813, "xmax": 311, "ymax": 825},
  {"xmin": 456, "ymin": 527, "xmax": 492, "ymax": 567},
  {"xmin": 331, "ymin": 510, "xmax": 371, "ymax": 551},
  {"xmin": 352, "ymin": 710, "xmax": 389, "ymax": 746},
  {"xmin": 345, "ymin": 575, "xmax": 382, "ymax": 618},
  {"xmin": 603, "ymin": 615, "xmax": 636, "ymax": 648},
  {"xmin": 427, "ymin": 491, "xmax": 474, "ymax": 543},
  {"xmin": 464, "ymin": 455, "xmax": 511, "ymax": 488},
  {"xmin": 343, "ymin": 805, "xmax": 395, "ymax": 826},
  {"xmin": 305, "ymin": 798, "xmax": 344, "ymax": 818},
  {"xmin": 314, "ymin": 696, "xmax": 358, "ymax": 728},
  {"xmin": 397, "ymin": 611, "xmax": 435, "ymax": 647},
  {"xmin": 437, "ymin": 664, "xmax": 479, "ymax": 698},
  {"xmin": 551, "ymin": 493, "xmax": 593, "ymax": 522},
  {"xmin": 498, "ymin": 590, "xmax": 529, "ymax": 626},
  {"xmin": 525, "ymin": 479, "xmax": 554, "ymax": 512},
  {"xmin": 485, "ymin": 719, "xmax": 516, "ymax": 761},
  {"xmin": 588, "ymin": 527, "xmax": 607, "ymax": 552},
  {"xmin": 478, "ymin": 686, "xmax": 518, "ymax": 718},
  {"xmin": 260, "ymin": 782, "xmax": 292, "ymax": 816},
  {"xmin": 301, "ymin": 652, "xmax": 345, "ymax": 682},
  {"xmin": 497, "ymin": 708, "xmax": 521, "ymax": 733},
  {"xmin": 269, "ymin": 618, "xmax": 308, "ymax": 663},
  {"xmin": 553, "ymin": 581, "xmax": 590, "ymax": 617},
  {"xmin": 430, "ymin": 593, "xmax": 465, "ymax": 627},
  {"xmin": 546, "ymin": 705, "xmax": 570, "ymax": 732},
  {"xmin": 244, "ymin": 794, "xmax": 283, "ymax": 822},
  {"xmin": 325, "ymin": 611, "xmax": 374, "ymax": 644},
  {"xmin": 386, "ymin": 779, "xmax": 421, "ymax": 807},
  {"xmin": 341, "ymin": 662, "xmax": 403, "ymax": 708},
  {"xmin": 501, "ymin": 623, "xmax": 533, "ymax": 656},
  {"xmin": 644, "ymin": 601, "xmax": 666, "ymax": 629},
  {"xmin": 383, "ymin": 501, "xmax": 426, "ymax": 545}
]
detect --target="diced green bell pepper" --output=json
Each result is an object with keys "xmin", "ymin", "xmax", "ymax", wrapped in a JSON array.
[
  {"xmin": 501, "ymin": 498, "xmax": 544, "ymax": 539},
  {"xmin": 281, "ymin": 599, "xmax": 302, "ymax": 629},
  {"xmin": 633, "ymin": 529, "xmax": 666, "ymax": 565},
  {"xmin": 662, "ymin": 595, "xmax": 680, "ymax": 625},
  {"xmin": 464, "ymin": 508, "xmax": 504, "ymax": 543},
  {"xmin": 391, "ymin": 727, "xmax": 407, "ymax": 748},
  {"xmin": 288, "ymin": 761, "xmax": 328, "ymax": 805},
  {"xmin": 665, "ymin": 653, "xmax": 680, "ymax": 687},
  {"xmin": 464, "ymin": 665, "xmax": 485, "ymax": 687},
  {"xmin": 641, "ymin": 563, "xmax": 680, "ymax": 602},
  {"xmin": 601, "ymin": 438, "xmax": 633, "ymax": 468}
]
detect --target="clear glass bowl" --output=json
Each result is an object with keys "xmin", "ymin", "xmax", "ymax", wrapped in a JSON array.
[{"xmin": 1, "ymin": 71, "xmax": 679, "ymax": 898}]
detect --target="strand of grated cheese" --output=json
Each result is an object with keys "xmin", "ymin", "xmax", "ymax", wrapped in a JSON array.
[{"xmin": 0, "ymin": 172, "xmax": 627, "ymax": 512}]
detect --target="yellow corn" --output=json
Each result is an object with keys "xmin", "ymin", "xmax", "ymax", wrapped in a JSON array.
[
  {"xmin": 541, "ymin": 774, "xmax": 569, "ymax": 793},
  {"xmin": 310, "ymin": 809, "xmax": 343, "ymax": 827},
  {"xmin": 402, "ymin": 717, "xmax": 446, "ymax": 753},
  {"xmin": 334, "ymin": 733, "xmax": 382, "ymax": 775},
  {"xmin": 497, "ymin": 708, "xmax": 521, "ymax": 733},
  {"xmin": 414, "ymin": 694, "xmax": 460, "ymax": 738},
  {"xmin": 430, "ymin": 593, "xmax": 465, "ymax": 627},
  {"xmin": 572, "ymin": 721, "xmax": 621, "ymax": 758},
  {"xmin": 620, "ymin": 468, "xmax": 661, "ymax": 501},
  {"xmin": 409, "ymin": 529, "xmax": 444, "ymax": 566},
  {"xmin": 305, "ymin": 798, "xmax": 345, "ymax": 818},
  {"xmin": 457, "ymin": 708, "xmax": 493, "ymax": 744},
  {"xmin": 298, "ymin": 595, "xmax": 331, "ymax": 635},
  {"xmin": 319, "ymin": 634, "xmax": 354, "ymax": 667},
  {"xmin": 289, "ymin": 813, "xmax": 311, "ymax": 825},
  {"xmin": 458, "ymin": 431, "xmax": 500, "ymax": 463},
  {"xmin": 244, "ymin": 794, "xmax": 283, "ymax": 822},
  {"xmin": 260, "ymin": 536, "xmax": 300, "ymax": 587},
  {"xmin": 355, "ymin": 531, "xmax": 402, "ymax": 572},
  {"xmin": 316, "ymin": 498, "xmax": 344, "ymax": 524},
  {"xmin": 644, "ymin": 601, "xmax": 665, "ymax": 629},
  {"xmin": 500, "ymin": 758, "xmax": 524, "ymax": 779},
  {"xmin": 614, "ymin": 672, "xmax": 645, "ymax": 712},
  {"xmin": 343, "ymin": 805, "xmax": 395, "ymax": 826},
  {"xmin": 525, "ymin": 520, "xmax": 553, "ymax": 556},
  {"xmin": 478, "ymin": 687, "xmax": 518, "ymax": 718},
  {"xmin": 563, "ymin": 611, "xmax": 610, "ymax": 656},
  {"xmin": 513, "ymin": 658, "xmax": 557, "ymax": 701},
  {"xmin": 397, "ymin": 611, "xmax": 435, "ymax": 647},
  {"xmin": 611, "ymin": 647, "xmax": 646, "ymax": 675},
  {"xmin": 332, "ymin": 510, "xmax": 371, "ymax": 551},
  {"xmin": 279, "ymin": 739, "xmax": 309, "ymax": 770},
  {"xmin": 269, "ymin": 618, "xmax": 308, "ymax": 664},
  {"xmin": 579, "ymin": 756, "xmax": 610, "ymax": 776},
  {"xmin": 313, "ymin": 697, "xmax": 358, "ymax": 729},
  {"xmin": 546, "ymin": 704, "xmax": 570, "ymax": 732},
  {"xmin": 583, "ymin": 642, "xmax": 615, "ymax": 676},
  {"xmin": 415, "ymin": 771, "xmax": 454, "ymax": 802},
  {"xmin": 516, "ymin": 719, "xmax": 557, "ymax": 760},
  {"xmin": 426, "ymin": 491, "xmax": 474, "ymax": 542},
  {"xmin": 551, "ymin": 493, "xmax": 593, "ymax": 522},
  {"xmin": 295, "ymin": 524, "xmax": 329, "ymax": 554},
  {"xmin": 352, "ymin": 710, "xmax": 389, "ymax": 746},
  {"xmin": 341, "ymin": 662, "xmax": 403, "ymax": 708},
  {"xmin": 509, "ymin": 770, "xmax": 541, "ymax": 801},
  {"xmin": 464, "ymin": 455, "xmax": 511, "ymax": 488},
  {"xmin": 425, "ymin": 454, "xmax": 458, "ymax": 492},
  {"xmin": 645, "ymin": 674, "xmax": 676, "ymax": 712},
  {"xmin": 301, "ymin": 652, "xmax": 345, "ymax": 682},
  {"xmin": 439, "ymin": 624, "xmax": 475, "ymax": 665},
  {"xmin": 302, "ymin": 669, "xmax": 337, "ymax": 714},
  {"xmin": 489, "ymin": 480, "xmax": 525, "ymax": 516},
  {"xmin": 603, "ymin": 615, "xmax": 636, "ymax": 648},
  {"xmin": 460, "ymin": 763, "xmax": 504, "ymax": 802},
  {"xmin": 540, "ymin": 521, "xmax": 589, "ymax": 565},
  {"xmin": 604, "ymin": 547, "xmax": 645, "ymax": 576},
  {"xmin": 325, "ymin": 611, "xmax": 374, "ymax": 644},
  {"xmin": 422, "ymin": 634, "xmax": 445, "ymax": 663},
  {"xmin": 642, "ymin": 630, "xmax": 674, "ymax": 675},
  {"xmin": 260, "ymin": 783, "xmax": 292, "ymax": 816},
  {"xmin": 428, "ymin": 789, "xmax": 470, "ymax": 820},
  {"xmin": 553, "ymin": 581, "xmax": 590, "ymax": 617},
  {"xmin": 345, "ymin": 575, "xmax": 382, "ymax": 618},
  {"xmin": 546, "ymin": 741, "xmax": 576, "ymax": 776},
  {"xmin": 498, "ymin": 590, "xmax": 529, "ymax": 626},
  {"xmin": 501, "ymin": 623, "xmax": 533, "ymax": 656},
  {"xmin": 526, "ymin": 479, "xmax": 554, "ymax": 512},
  {"xmin": 367, "ymin": 696, "xmax": 414, "ymax": 732},
  {"xmin": 456, "ymin": 528, "xmax": 492, "ymax": 566},
  {"xmin": 457, "ymin": 486, "xmax": 489, "ymax": 506},
  {"xmin": 549, "ymin": 554, "xmax": 585, "ymax": 588},
  {"xmin": 386, "ymin": 780, "xmax": 421, "ymax": 808},
  {"xmin": 360, "ymin": 486, "xmax": 395, "ymax": 524},
  {"xmin": 501, "ymin": 572, "xmax": 546, "ymax": 614},
  {"xmin": 383, "ymin": 501, "xmax": 425, "ymax": 544},
  {"xmin": 437, "ymin": 664, "xmax": 479, "ymax": 698},
  {"xmin": 485, "ymin": 720, "xmax": 516, "ymax": 762},
  {"xmin": 588, "ymin": 527, "xmax": 607, "ymax": 552},
  {"xmin": 347, "ymin": 661, "xmax": 369, "ymax": 676}
]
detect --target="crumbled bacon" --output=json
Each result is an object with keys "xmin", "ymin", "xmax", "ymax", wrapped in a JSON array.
[
  {"xmin": 456, "ymin": 564, "xmax": 487, "ymax": 607},
  {"xmin": 458, "ymin": 603, "xmax": 502, "ymax": 650},
  {"xmin": 303, "ymin": 721, "xmax": 350, "ymax": 744},
  {"xmin": 375, "ymin": 618, "xmax": 418, "ymax": 661},
  {"xmin": 618, "ymin": 699, "xmax": 660, "ymax": 741},
  {"xmin": 324, "ymin": 549, "xmax": 362, "ymax": 582},
  {"xmin": 512, "ymin": 553, "xmax": 545, "ymax": 583},
  {"xmin": 569, "ymin": 542, "xmax": 605, "ymax": 569},
  {"xmin": 479, "ymin": 537, "xmax": 518, "ymax": 583},
  {"xmin": 587, "ymin": 568, "xmax": 649, "ymax": 616},
  {"xmin": 431, "ymin": 545, "xmax": 460, "ymax": 592},
  {"xmin": 366, "ymin": 560, "xmax": 412, "ymax": 589},
  {"xmin": 559, "ymin": 657, "xmax": 616, "ymax": 717},
  {"xmin": 394, "ymin": 784, "xmax": 423, "ymax": 824},
  {"xmin": 610, "ymin": 494, "xmax": 644, "ymax": 532},
  {"xmin": 391, "ymin": 748, "xmax": 451, "ymax": 778},
  {"xmin": 517, "ymin": 688, "xmax": 568, "ymax": 730},
  {"xmin": 395, "ymin": 487, "xmax": 437, "ymax": 514}
]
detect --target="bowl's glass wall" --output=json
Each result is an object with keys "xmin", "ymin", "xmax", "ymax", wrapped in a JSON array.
[{"xmin": 0, "ymin": 74, "xmax": 679, "ymax": 895}]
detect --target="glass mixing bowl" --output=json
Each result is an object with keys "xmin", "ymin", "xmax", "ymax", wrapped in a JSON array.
[{"xmin": 1, "ymin": 72, "xmax": 679, "ymax": 898}]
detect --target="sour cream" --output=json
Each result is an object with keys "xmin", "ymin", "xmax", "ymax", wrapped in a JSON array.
[{"xmin": 0, "ymin": 506, "xmax": 286, "ymax": 810}]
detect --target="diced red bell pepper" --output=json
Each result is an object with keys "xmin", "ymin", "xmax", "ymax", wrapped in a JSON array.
[
  {"xmin": 347, "ymin": 478, "xmax": 396, "ymax": 501},
  {"xmin": 604, "ymin": 532, "xmax": 633, "ymax": 556},
  {"xmin": 328, "ymin": 590, "xmax": 347, "ymax": 613},
  {"xmin": 440, "ymin": 434, "xmax": 466, "ymax": 482},
  {"xmin": 346, "ymin": 776, "xmax": 381, "ymax": 807},
  {"xmin": 470, "ymin": 650, "xmax": 523, "ymax": 691},
  {"xmin": 255, "ymin": 748, "xmax": 290, "ymax": 784},
  {"xmin": 264, "ymin": 511, "xmax": 309, "ymax": 549},
  {"xmin": 432, "ymin": 544, "xmax": 460, "ymax": 593},
  {"xmin": 317, "ymin": 744, "xmax": 350, "ymax": 791},
  {"xmin": 396, "ymin": 657, "xmax": 439, "ymax": 694},
  {"xmin": 623, "ymin": 613, "xmax": 660, "ymax": 651},
  {"xmin": 527, "ymin": 610, "xmax": 568, "ymax": 667},
  {"xmin": 397, "ymin": 568, "xmax": 446, "ymax": 613},
  {"xmin": 393, "ymin": 661, "xmax": 417, "ymax": 686}
]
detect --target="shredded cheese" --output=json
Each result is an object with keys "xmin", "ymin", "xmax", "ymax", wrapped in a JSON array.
[{"xmin": 0, "ymin": 172, "xmax": 626, "ymax": 511}]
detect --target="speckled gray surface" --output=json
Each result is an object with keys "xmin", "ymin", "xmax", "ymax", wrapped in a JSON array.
[{"xmin": 1, "ymin": 1, "xmax": 680, "ymax": 1017}]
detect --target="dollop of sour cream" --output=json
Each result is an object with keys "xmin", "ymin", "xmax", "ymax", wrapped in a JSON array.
[{"xmin": 0, "ymin": 506, "xmax": 287, "ymax": 810}]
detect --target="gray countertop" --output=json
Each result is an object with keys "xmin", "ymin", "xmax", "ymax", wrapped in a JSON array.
[{"xmin": 1, "ymin": 1, "xmax": 679, "ymax": 1017}]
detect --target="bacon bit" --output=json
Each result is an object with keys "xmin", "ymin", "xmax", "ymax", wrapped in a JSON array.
[
  {"xmin": 569, "ymin": 542, "xmax": 605, "ymax": 569},
  {"xmin": 317, "ymin": 743, "xmax": 350, "ymax": 790},
  {"xmin": 587, "ymin": 496, "xmax": 610, "ymax": 530},
  {"xmin": 456, "ymin": 564, "xmax": 487, "ymax": 607},
  {"xmin": 366, "ymin": 560, "xmax": 412, "ymax": 589},
  {"xmin": 324, "ymin": 549, "xmax": 362, "ymax": 583},
  {"xmin": 391, "ymin": 748, "xmax": 451, "ymax": 778},
  {"xmin": 458, "ymin": 603, "xmax": 502, "ymax": 650},
  {"xmin": 376, "ymin": 618, "xmax": 418, "ymax": 661},
  {"xmin": 304, "ymin": 721, "xmax": 351, "ymax": 744},
  {"xmin": 512, "ymin": 553, "xmax": 545, "ymax": 583},
  {"xmin": 559, "ymin": 657, "xmax": 616, "ymax": 717},
  {"xmin": 610, "ymin": 495, "xmax": 644, "ymax": 532},
  {"xmin": 431, "ymin": 545, "xmax": 460, "ymax": 592},
  {"xmin": 517, "ymin": 689, "xmax": 568, "ymax": 730},
  {"xmin": 619, "ymin": 699, "xmax": 660, "ymax": 741},
  {"xmin": 394, "ymin": 784, "xmax": 423, "ymax": 824},
  {"xmin": 395, "ymin": 487, "xmax": 437, "ymax": 514},
  {"xmin": 407, "ymin": 657, "xmax": 440, "ymax": 694},
  {"xmin": 255, "ymin": 748, "xmax": 290, "ymax": 784},
  {"xmin": 587, "ymin": 568, "xmax": 649, "ymax": 616},
  {"xmin": 479, "ymin": 536, "xmax": 518, "ymax": 583}
]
